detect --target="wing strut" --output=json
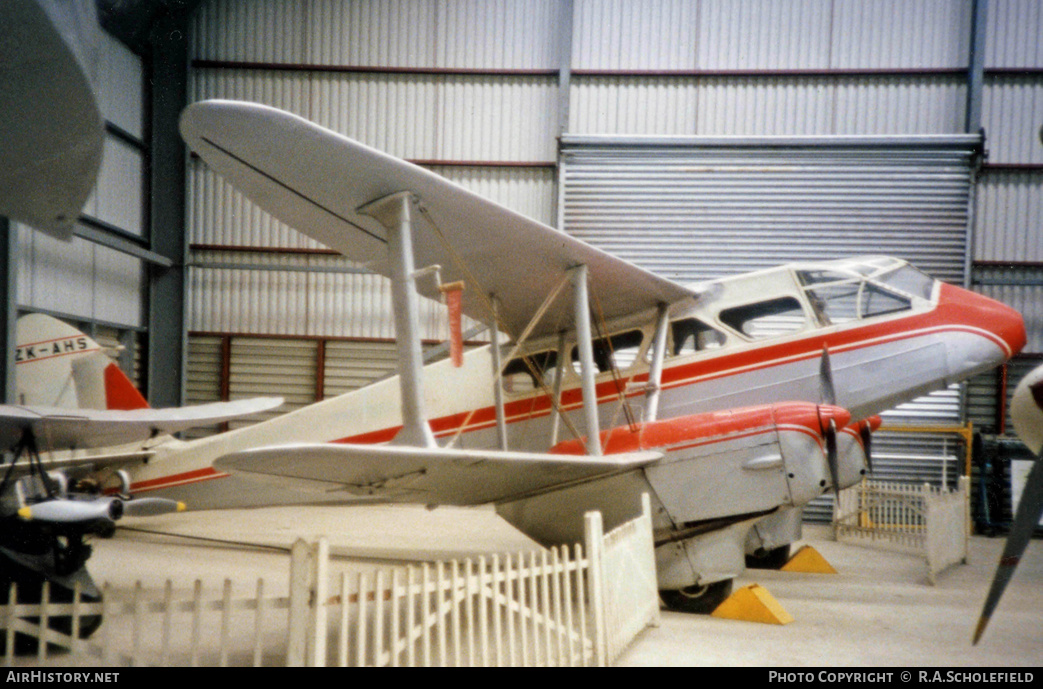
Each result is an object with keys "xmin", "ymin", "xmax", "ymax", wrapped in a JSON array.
[
  {"xmin": 489, "ymin": 297, "xmax": 509, "ymax": 450},
  {"xmin": 357, "ymin": 191, "xmax": 437, "ymax": 448},
  {"xmin": 645, "ymin": 303, "xmax": 671, "ymax": 423},
  {"xmin": 570, "ymin": 264, "xmax": 602, "ymax": 456},
  {"xmin": 548, "ymin": 329, "xmax": 569, "ymax": 447}
]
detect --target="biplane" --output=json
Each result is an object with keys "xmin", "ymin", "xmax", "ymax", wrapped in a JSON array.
[{"xmin": 1, "ymin": 100, "xmax": 1025, "ymax": 621}]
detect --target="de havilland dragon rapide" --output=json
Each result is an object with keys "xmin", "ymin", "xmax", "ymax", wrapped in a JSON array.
[{"xmin": 0, "ymin": 101, "xmax": 1025, "ymax": 638}]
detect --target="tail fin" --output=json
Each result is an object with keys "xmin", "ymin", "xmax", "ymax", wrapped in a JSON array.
[{"xmin": 15, "ymin": 313, "xmax": 148, "ymax": 410}]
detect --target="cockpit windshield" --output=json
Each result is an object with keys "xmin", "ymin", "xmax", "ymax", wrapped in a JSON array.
[
  {"xmin": 795, "ymin": 257, "xmax": 935, "ymax": 326},
  {"xmin": 872, "ymin": 264, "xmax": 935, "ymax": 301}
]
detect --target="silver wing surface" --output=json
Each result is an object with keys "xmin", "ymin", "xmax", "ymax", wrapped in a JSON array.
[
  {"xmin": 0, "ymin": 0, "xmax": 104, "ymax": 238},
  {"xmin": 0, "ymin": 397, "xmax": 284, "ymax": 452},
  {"xmin": 179, "ymin": 100, "xmax": 696, "ymax": 339},
  {"xmin": 216, "ymin": 444, "xmax": 662, "ymax": 506}
]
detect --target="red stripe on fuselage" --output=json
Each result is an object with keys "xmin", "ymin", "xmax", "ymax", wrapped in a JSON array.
[
  {"xmin": 130, "ymin": 467, "xmax": 228, "ymax": 493},
  {"xmin": 549, "ymin": 402, "xmax": 844, "ymax": 456},
  {"xmin": 333, "ymin": 295, "xmax": 1000, "ymax": 445}
]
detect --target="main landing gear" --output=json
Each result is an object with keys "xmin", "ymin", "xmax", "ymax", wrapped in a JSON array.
[
  {"xmin": 659, "ymin": 578, "xmax": 733, "ymax": 614},
  {"xmin": 745, "ymin": 544, "xmax": 791, "ymax": 570}
]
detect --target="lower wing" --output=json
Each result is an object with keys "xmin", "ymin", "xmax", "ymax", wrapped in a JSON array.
[{"xmin": 215, "ymin": 443, "xmax": 662, "ymax": 506}]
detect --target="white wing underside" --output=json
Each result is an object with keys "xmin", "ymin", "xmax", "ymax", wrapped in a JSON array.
[
  {"xmin": 216, "ymin": 444, "xmax": 662, "ymax": 506},
  {"xmin": 179, "ymin": 100, "xmax": 696, "ymax": 340},
  {"xmin": 0, "ymin": 397, "xmax": 284, "ymax": 452}
]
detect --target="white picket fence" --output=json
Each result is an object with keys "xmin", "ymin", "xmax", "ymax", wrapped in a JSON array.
[
  {"xmin": 833, "ymin": 477, "xmax": 970, "ymax": 584},
  {"xmin": 2, "ymin": 497, "xmax": 658, "ymax": 667}
]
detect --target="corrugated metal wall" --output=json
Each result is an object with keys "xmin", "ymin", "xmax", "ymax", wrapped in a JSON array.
[
  {"xmin": 976, "ymin": 0, "xmax": 1043, "ymax": 358},
  {"xmin": 182, "ymin": 333, "xmax": 452, "ymax": 439},
  {"xmin": 559, "ymin": 135, "xmax": 978, "ymax": 284},
  {"xmin": 967, "ymin": 0, "xmax": 1043, "ymax": 463}
]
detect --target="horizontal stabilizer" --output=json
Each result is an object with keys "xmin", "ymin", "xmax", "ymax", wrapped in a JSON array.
[
  {"xmin": 216, "ymin": 443, "xmax": 662, "ymax": 506},
  {"xmin": 0, "ymin": 397, "xmax": 284, "ymax": 452}
]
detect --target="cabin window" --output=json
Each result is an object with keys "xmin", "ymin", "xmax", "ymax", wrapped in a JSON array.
[
  {"xmin": 671, "ymin": 318, "xmax": 726, "ymax": 355},
  {"xmin": 501, "ymin": 349, "xmax": 558, "ymax": 394},
  {"xmin": 719, "ymin": 297, "xmax": 809, "ymax": 340},
  {"xmin": 572, "ymin": 329, "xmax": 645, "ymax": 374}
]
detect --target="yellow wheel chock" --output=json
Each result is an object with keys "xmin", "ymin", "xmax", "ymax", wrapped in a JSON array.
[
  {"xmin": 711, "ymin": 583, "xmax": 794, "ymax": 625},
  {"xmin": 780, "ymin": 545, "xmax": 838, "ymax": 574}
]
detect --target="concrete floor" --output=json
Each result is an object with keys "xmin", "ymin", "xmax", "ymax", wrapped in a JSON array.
[{"xmin": 14, "ymin": 504, "xmax": 1043, "ymax": 667}]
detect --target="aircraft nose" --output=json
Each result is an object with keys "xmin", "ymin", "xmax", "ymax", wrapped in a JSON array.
[{"xmin": 939, "ymin": 283, "xmax": 1026, "ymax": 359}]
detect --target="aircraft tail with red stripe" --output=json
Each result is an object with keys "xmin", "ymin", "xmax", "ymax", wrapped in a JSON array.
[{"xmin": 15, "ymin": 313, "xmax": 149, "ymax": 410}]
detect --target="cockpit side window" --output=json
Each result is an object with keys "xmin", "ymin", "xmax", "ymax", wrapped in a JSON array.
[
  {"xmin": 571, "ymin": 329, "xmax": 645, "ymax": 375},
  {"xmin": 860, "ymin": 283, "xmax": 913, "ymax": 318},
  {"xmin": 798, "ymin": 270, "xmax": 860, "ymax": 325},
  {"xmin": 719, "ymin": 297, "xmax": 810, "ymax": 340},
  {"xmin": 502, "ymin": 349, "xmax": 558, "ymax": 394},
  {"xmin": 671, "ymin": 318, "xmax": 726, "ymax": 356}
]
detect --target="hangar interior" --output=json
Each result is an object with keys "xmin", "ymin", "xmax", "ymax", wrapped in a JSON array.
[{"xmin": 5, "ymin": 1, "xmax": 1043, "ymax": 529}]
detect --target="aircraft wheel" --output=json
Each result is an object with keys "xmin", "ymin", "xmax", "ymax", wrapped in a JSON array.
[
  {"xmin": 0, "ymin": 548, "xmax": 103, "ymax": 655},
  {"xmin": 745, "ymin": 544, "xmax": 791, "ymax": 570},
  {"xmin": 659, "ymin": 579, "xmax": 733, "ymax": 614}
]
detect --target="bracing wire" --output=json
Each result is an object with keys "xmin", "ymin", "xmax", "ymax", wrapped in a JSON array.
[{"xmin": 416, "ymin": 203, "xmax": 585, "ymax": 447}]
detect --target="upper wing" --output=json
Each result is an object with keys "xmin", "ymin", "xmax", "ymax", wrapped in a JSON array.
[
  {"xmin": 0, "ymin": 397, "xmax": 284, "ymax": 452},
  {"xmin": 179, "ymin": 100, "xmax": 695, "ymax": 340},
  {"xmin": 215, "ymin": 443, "xmax": 661, "ymax": 506},
  {"xmin": 0, "ymin": 0, "xmax": 104, "ymax": 239}
]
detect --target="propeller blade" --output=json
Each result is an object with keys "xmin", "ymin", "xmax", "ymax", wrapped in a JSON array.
[
  {"xmin": 974, "ymin": 452, "xmax": 1043, "ymax": 644},
  {"xmin": 819, "ymin": 346, "xmax": 837, "ymax": 406},
  {"xmin": 817, "ymin": 405, "xmax": 842, "ymax": 496},
  {"xmin": 122, "ymin": 497, "xmax": 186, "ymax": 517},
  {"xmin": 860, "ymin": 423, "xmax": 874, "ymax": 474},
  {"xmin": 825, "ymin": 418, "xmax": 841, "ymax": 495}
]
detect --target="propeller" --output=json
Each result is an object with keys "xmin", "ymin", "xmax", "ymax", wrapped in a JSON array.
[
  {"xmin": 818, "ymin": 346, "xmax": 842, "ymax": 494},
  {"xmin": 860, "ymin": 420, "xmax": 875, "ymax": 474},
  {"xmin": 819, "ymin": 345, "xmax": 837, "ymax": 407},
  {"xmin": 819, "ymin": 410, "xmax": 841, "ymax": 495},
  {"xmin": 974, "ymin": 364, "xmax": 1043, "ymax": 644}
]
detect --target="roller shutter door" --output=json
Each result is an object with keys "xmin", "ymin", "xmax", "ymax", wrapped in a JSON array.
[{"xmin": 559, "ymin": 134, "xmax": 980, "ymax": 285}]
